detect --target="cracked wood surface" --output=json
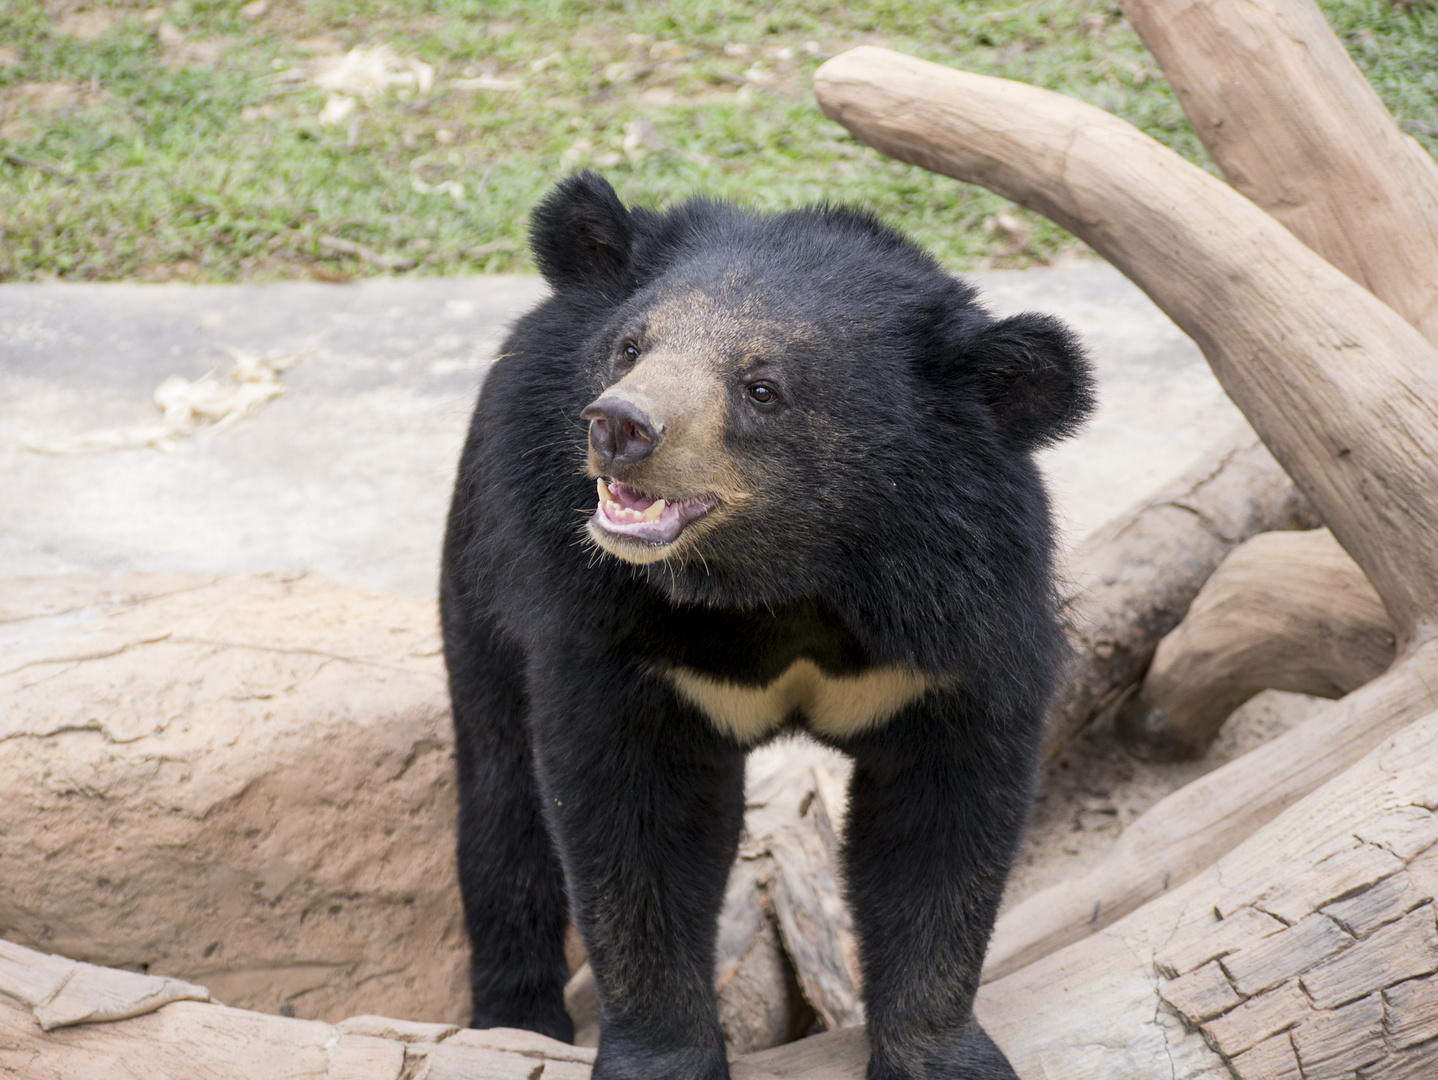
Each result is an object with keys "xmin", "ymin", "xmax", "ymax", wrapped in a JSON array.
[
  {"xmin": 984, "ymin": 643, "xmax": 1438, "ymax": 983},
  {"xmin": 974, "ymin": 702, "xmax": 1438, "ymax": 1079},
  {"xmin": 813, "ymin": 46, "xmax": 1438, "ymax": 645}
]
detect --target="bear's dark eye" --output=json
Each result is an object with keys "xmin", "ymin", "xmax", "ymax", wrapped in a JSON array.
[
  {"xmin": 746, "ymin": 382, "xmax": 779, "ymax": 407},
  {"xmin": 620, "ymin": 341, "xmax": 640, "ymax": 364}
]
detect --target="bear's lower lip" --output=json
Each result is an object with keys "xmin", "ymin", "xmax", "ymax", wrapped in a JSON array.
[{"xmin": 593, "ymin": 478, "xmax": 718, "ymax": 545}]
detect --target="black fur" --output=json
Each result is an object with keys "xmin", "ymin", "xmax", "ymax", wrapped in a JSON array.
[{"xmin": 441, "ymin": 173, "xmax": 1094, "ymax": 1080}]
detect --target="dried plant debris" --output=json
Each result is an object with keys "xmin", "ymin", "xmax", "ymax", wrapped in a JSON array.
[{"xmin": 25, "ymin": 346, "xmax": 308, "ymax": 454}]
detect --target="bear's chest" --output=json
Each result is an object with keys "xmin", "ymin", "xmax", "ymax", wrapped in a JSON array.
[
  {"xmin": 666, "ymin": 660, "xmax": 930, "ymax": 743},
  {"xmin": 640, "ymin": 597, "xmax": 930, "ymax": 743}
]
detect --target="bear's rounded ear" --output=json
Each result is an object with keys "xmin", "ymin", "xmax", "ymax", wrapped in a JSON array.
[
  {"xmin": 965, "ymin": 313, "xmax": 1096, "ymax": 450},
  {"xmin": 529, "ymin": 171, "xmax": 634, "ymax": 293}
]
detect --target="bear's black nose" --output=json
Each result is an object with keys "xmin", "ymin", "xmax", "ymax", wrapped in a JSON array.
[{"xmin": 581, "ymin": 396, "xmax": 660, "ymax": 464}]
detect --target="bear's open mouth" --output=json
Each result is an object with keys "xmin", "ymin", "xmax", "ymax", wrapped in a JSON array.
[{"xmin": 593, "ymin": 478, "xmax": 719, "ymax": 545}]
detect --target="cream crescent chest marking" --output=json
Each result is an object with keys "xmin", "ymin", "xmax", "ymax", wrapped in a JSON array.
[{"xmin": 666, "ymin": 659, "xmax": 933, "ymax": 743}]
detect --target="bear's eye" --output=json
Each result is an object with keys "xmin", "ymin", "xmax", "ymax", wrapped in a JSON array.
[
  {"xmin": 619, "ymin": 341, "xmax": 640, "ymax": 365},
  {"xmin": 746, "ymin": 382, "xmax": 779, "ymax": 407}
]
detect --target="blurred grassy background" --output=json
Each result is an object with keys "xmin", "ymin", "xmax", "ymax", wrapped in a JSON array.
[{"xmin": 2, "ymin": 0, "xmax": 1434, "ymax": 282}]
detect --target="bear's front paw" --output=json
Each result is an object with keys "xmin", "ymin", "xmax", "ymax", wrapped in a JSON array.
[
  {"xmin": 591, "ymin": 1028, "xmax": 728, "ymax": 1080},
  {"xmin": 867, "ymin": 1021, "xmax": 1018, "ymax": 1080}
]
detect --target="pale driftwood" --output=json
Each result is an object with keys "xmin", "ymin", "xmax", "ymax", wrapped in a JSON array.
[
  {"xmin": 767, "ymin": 760, "xmax": 863, "ymax": 1029},
  {"xmin": 1046, "ymin": 431, "xmax": 1316, "ymax": 761},
  {"xmin": 813, "ymin": 47, "xmax": 1438, "ymax": 642},
  {"xmin": 724, "ymin": 738, "xmax": 863, "ymax": 1036},
  {"xmin": 975, "ymin": 702, "xmax": 1438, "ymax": 1080},
  {"xmin": 1117, "ymin": 528, "xmax": 1396, "ymax": 761},
  {"xmin": 1118, "ymin": 0, "xmax": 1438, "ymax": 346}
]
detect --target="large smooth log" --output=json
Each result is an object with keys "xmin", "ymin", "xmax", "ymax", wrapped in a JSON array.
[
  {"xmin": 1119, "ymin": 0, "xmax": 1438, "ymax": 344},
  {"xmin": 1117, "ymin": 527, "xmax": 1396, "ymax": 761},
  {"xmin": 814, "ymin": 47, "xmax": 1438, "ymax": 646},
  {"xmin": 977, "ymin": 685, "xmax": 1438, "ymax": 1080},
  {"xmin": 1045, "ymin": 431, "xmax": 1315, "ymax": 760},
  {"xmin": 984, "ymin": 643, "xmax": 1438, "ymax": 982}
]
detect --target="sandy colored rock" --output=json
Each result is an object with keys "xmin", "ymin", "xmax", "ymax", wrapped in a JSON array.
[{"xmin": 0, "ymin": 572, "xmax": 468, "ymax": 1025}]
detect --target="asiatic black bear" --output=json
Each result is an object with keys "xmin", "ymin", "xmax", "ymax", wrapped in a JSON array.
[{"xmin": 441, "ymin": 172, "xmax": 1093, "ymax": 1080}]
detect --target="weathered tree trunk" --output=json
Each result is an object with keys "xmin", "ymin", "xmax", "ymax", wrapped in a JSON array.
[
  {"xmin": 1106, "ymin": 0, "xmax": 1438, "ymax": 765},
  {"xmin": 1115, "ymin": 0, "xmax": 1438, "ymax": 345},
  {"xmin": 976, "ymin": 702, "xmax": 1438, "ymax": 1080},
  {"xmin": 1117, "ymin": 528, "xmax": 1396, "ymax": 762}
]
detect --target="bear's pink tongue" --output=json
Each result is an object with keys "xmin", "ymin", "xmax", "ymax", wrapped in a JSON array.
[{"xmin": 594, "ymin": 479, "xmax": 716, "ymax": 544}]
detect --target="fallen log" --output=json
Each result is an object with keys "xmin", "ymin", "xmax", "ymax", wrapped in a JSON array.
[
  {"xmin": 986, "ymin": 643, "xmax": 1438, "ymax": 982},
  {"xmin": 1117, "ymin": 527, "xmax": 1395, "ymax": 761},
  {"xmin": 1118, "ymin": 0, "xmax": 1438, "ymax": 345},
  {"xmin": 1045, "ymin": 431, "xmax": 1315, "ymax": 761},
  {"xmin": 0, "ymin": 937, "xmax": 603, "ymax": 1080},
  {"xmin": 0, "ymin": 937, "xmax": 819, "ymax": 1080}
]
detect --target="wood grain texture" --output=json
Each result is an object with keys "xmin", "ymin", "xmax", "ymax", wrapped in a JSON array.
[
  {"xmin": 975, "ymin": 702, "xmax": 1438, "ymax": 1079},
  {"xmin": 1117, "ymin": 0, "xmax": 1438, "ymax": 345},
  {"xmin": 0, "ymin": 938, "xmax": 816, "ymax": 1080},
  {"xmin": 814, "ymin": 47, "xmax": 1438, "ymax": 646}
]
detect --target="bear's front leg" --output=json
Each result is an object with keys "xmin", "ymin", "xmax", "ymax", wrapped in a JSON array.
[
  {"xmin": 835, "ymin": 687, "xmax": 1040, "ymax": 1080},
  {"xmin": 528, "ymin": 655, "xmax": 746, "ymax": 1080}
]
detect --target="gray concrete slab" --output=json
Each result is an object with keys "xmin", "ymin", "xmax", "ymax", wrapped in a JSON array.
[{"xmin": 1, "ymin": 265, "xmax": 1249, "ymax": 597}]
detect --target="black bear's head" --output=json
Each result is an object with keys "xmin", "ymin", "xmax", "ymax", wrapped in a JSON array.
[{"xmin": 532, "ymin": 175, "xmax": 1094, "ymax": 608}]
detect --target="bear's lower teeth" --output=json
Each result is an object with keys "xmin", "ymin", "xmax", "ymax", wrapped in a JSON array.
[{"xmin": 597, "ymin": 478, "xmax": 666, "ymax": 522}]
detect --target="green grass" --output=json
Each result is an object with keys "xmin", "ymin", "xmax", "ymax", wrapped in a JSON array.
[{"xmin": 1, "ymin": 0, "xmax": 1435, "ymax": 282}]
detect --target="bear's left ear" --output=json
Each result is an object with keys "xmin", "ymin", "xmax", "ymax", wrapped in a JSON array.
[
  {"xmin": 529, "ymin": 171, "xmax": 634, "ymax": 293},
  {"xmin": 961, "ymin": 312, "xmax": 1096, "ymax": 450}
]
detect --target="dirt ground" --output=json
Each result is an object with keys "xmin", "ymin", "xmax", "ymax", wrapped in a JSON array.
[{"xmin": 1004, "ymin": 689, "xmax": 1330, "ymax": 910}]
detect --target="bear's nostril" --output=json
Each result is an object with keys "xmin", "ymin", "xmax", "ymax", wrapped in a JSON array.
[{"xmin": 582, "ymin": 396, "xmax": 660, "ymax": 464}]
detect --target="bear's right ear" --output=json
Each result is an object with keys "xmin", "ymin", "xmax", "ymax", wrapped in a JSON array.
[
  {"xmin": 960, "ymin": 312, "xmax": 1096, "ymax": 450},
  {"xmin": 529, "ymin": 171, "xmax": 634, "ymax": 293}
]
